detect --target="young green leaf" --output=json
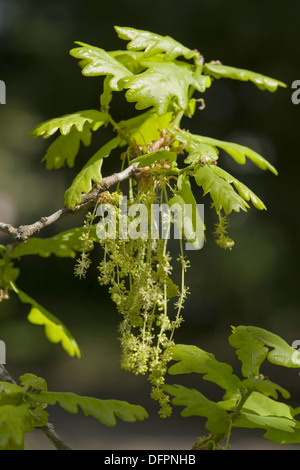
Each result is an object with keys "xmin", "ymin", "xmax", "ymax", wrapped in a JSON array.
[
  {"xmin": 164, "ymin": 384, "xmax": 230, "ymax": 434},
  {"xmin": 241, "ymin": 377, "xmax": 290, "ymax": 400},
  {"xmin": 39, "ymin": 126, "xmax": 92, "ymax": 170},
  {"xmin": 131, "ymin": 149, "xmax": 177, "ymax": 167},
  {"xmin": 168, "ymin": 127, "xmax": 219, "ymax": 164},
  {"xmin": 19, "ymin": 373, "xmax": 48, "ymax": 392},
  {"xmin": 26, "ymin": 390, "xmax": 148, "ymax": 427},
  {"xmin": 30, "ymin": 110, "xmax": 108, "ymax": 139},
  {"xmin": 115, "ymin": 26, "xmax": 199, "ymax": 62},
  {"xmin": 120, "ymin": 62, "xmax": 210, "ymax": 115},
  {"xmin": 184, "ymin": 97, "xmax": 197, "ymax": 118},
  {"xmin": 194, "ymin": 164, "xmax": 250, "ymax": 215},
  {"xmin": 217, "ymin": 390, "xmax": 241, "ymax": 411},
  {"xmin": 8, "ymin": 226, "xmax": 97, "ymax": 260},
  {"xmin": 11, "ymin": 283, "xmax": 81, "ymax": 358},
  {"xmin": 234, "ymin": 391, "xmax": 298, "ymax": 441},
  {"xmin": 261, "ymin": 421, "xmax": 300, "ymax": 445},
  {"xmin": 168, "ymin": 344, "xmax": 241, "ymax": 392},
  {"xmin": 100, "ymin": 76, "xmax": 114, "ymax": 109},
  {"xmin": 64, "ymin": 136, "xmax": 121, "ymax": 209},
  {"xmin": 213, "ymin": 166, "xmax": 266, "ymax": 210},
  {"xmin": 203, "ymin": 62, "xmax": 287, "ymax": 92},
  {"xmin": 70, "ymin": 42, "xmax": 133, "ymax": 90},
  {"xmin": 0, "ymin": 403, "xmax": 47, "ymax": 450},
  {"xmin": 198, "ymin": 135, "xmax": 277, "ymax": 173},
  {"xmin": 0, "ymin": 381, "xmax": 26, "ymax": 407},
  {"xmin": 0, "ymin": 259, "xmax": 20, "ymax": 287},
  {"xmin": 229, "ymin": 325, "xmax": 300, "ymax": 377},
  {"xmin": 184, "ymin": 145, "xmax": 219, "ymax": 165},
  {"xmin": 30, "ymin": 111, "xmax": 108, "ymax": 170},
  {"xmin": 109, "ymin": 50, "xmax": 147, "ymax": 75},
  {"xmin": 0, "ymin": 379, "xmax": 49, "ymax": 450},
  {"xmin": 170, "ymin": 128, "xmax": 277, "ymax": 174},
  {"xmin": 119, "ymin": 110, "xmax": 173, "ymax": 146},
  {"xmin": 237, "ymin": 411, "xmax": 297, "ymax": 434}
]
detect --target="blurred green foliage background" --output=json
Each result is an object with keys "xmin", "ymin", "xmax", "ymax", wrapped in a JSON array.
[{"xmin": 0, "ymin": 0, "xmax": 299, "ymax": 449}]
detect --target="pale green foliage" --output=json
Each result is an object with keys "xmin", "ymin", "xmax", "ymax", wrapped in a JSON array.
[
  {"xmin": 212, "ymin": 166, "xmax": 266, "ymax": 210},
  {"xmin": 195, "ymin": 164, "xmax": 250, "ymax": 215},
  {"xmin": 119, "ymin": 110, "xmax": 173, "ymax": 145},
  {"xmin": 169, "ymin": 127, "xmax": 278, "ymax": 174},
  {"xmin": 120, "ymin": 62, "xmax": 210, "ymax": 115},
  {"xmin": 168, "ymin": 344, "xmax": 241, "ymax": 392},
  {"xmin": 41, "ymin": 127, "xmax": 92, "ymax": 170},
  {"xmin": 8, "ymin": 226, "xmax": 98, "ymax": 259},
  {"xmin": 183, "ymin": 143, "xmax": 219, "ymax": 165},
  {"xmin": 114, "ymin": 26, "xmax": 200, "ymax": 61},
  {"xmin": 27, "ymin": 391, "xmax": 148, "ymax": 427},
  {"xmin": 0, "ymin": 403, "xmax": 47, "ymax": 450},
  {"xmin": 0, "ymin": 258, "xmax": 19, "ymax": 289},
  {"xmin": 131, "ymin": 149, "xmax": 177, "ymax": 168},
  {"xmin": 203, "ymin": 62, "xmax": 287, "ymax": 92},
  {"xmin": 241, "ymin": 378, "xmax": 290, "ymax": 400},
  {"xmin": 30, "ymin": 110, "xmax": 108, "ymax": 138},
  {"xmin": 20, "ymin": 374, "xmax": 48, "ymax": 392},
  {"xmin": 0, "ymin": 374, "xmax": 148, "ymax": 449},
  {"xmin": 29, "ymin": 25, "xmax": 282, "ymax": 225},
  {"xmin": 64, "ymin": 136, "xmax": 121, "ymax": 209},
  {"xmin": 229, "ymin": 325, "xmax": 300, "ymax": 375},
  {"xmin": 11, "ymin": 283, "xmax": 81, "ymax": 358},
  {"xmin": 70, "ymin": 42, "xmax": 133, "ymax": 89},
  {"xmin": 236, "ymin": 392, "xmax": 299, "ymax": 442},
  {"xmin": 30, "ymin": 110, "xmax": 108, "ymax": 170},
  {"xmin": 164, "ymin": 326, "xmax": 300, "ymax": 447},
  {"xmin": 1, "ymin": 227, "xmax": 98, "ymax": 356},
  {"xmin": 0, "ymin": 381, "xmax": 48, "ymax": 450},
  {"xmin": 164, "ymin": 384, "xmax": 231, "ymax": 433}
]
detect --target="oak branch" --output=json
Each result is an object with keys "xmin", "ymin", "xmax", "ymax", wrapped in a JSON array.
[{"xmin": 0, "ymin": 163, "xmax": 138, "ymax": 243}]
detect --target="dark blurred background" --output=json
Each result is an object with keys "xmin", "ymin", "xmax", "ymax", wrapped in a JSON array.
[{"xmin": 0, "ymin": 0, "xmax": 300, "ymax": 450}]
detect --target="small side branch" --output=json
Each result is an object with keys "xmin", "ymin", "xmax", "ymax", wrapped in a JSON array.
[
  {"xmin": 40, "ymin": 423, "xmax": 71, "ymax": 451},
  {"xmin": 0, "ymin": 163, "xmax": 138, "ymax": 243}
]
